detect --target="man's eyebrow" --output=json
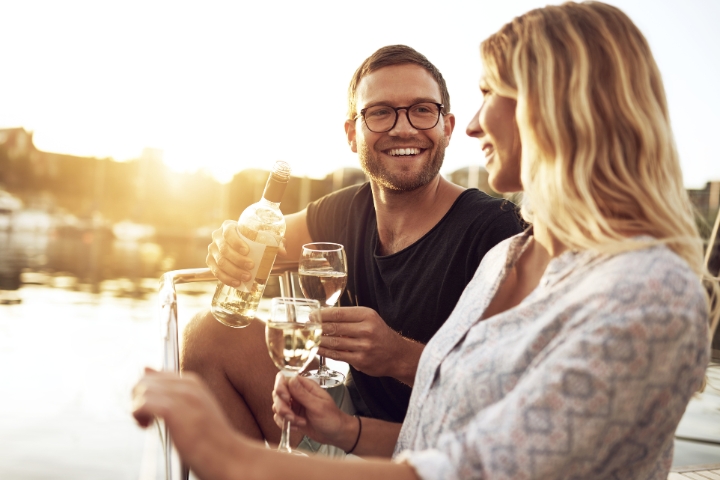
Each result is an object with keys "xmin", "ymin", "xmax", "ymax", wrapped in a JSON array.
[{"xmin": 361, "ymin": 97, "xmax": 441, "ymax": 109}]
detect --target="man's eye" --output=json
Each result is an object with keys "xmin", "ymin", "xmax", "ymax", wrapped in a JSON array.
[
  {"xmin": 413, "ymin": 106, "xmax": 432, "ymax": 114},
  {"xmin": 367, "ymin": 108, "xmax": 392, "ymax": 117}
]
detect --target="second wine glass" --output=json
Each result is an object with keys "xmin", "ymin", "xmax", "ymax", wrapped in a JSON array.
[
  {"xmin": 265, "ymin": 297, "xmax": 322, "ymax": 455},
  {"xmin": 298, "ymin": 242, "xmax": 347, "ymax": 388}
]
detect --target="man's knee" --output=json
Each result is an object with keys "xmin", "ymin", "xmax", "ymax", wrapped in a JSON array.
[
  {"xmin": 181, "ymin": 309, "xmax": 217, "ymax": 371},
  {"xmin": 181, "ymin": 309, "xmax": 266, "ymax": 373}
]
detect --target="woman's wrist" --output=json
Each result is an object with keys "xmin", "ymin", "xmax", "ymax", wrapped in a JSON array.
[
  {"xmin": 219, "ymin": 435, "xmax": 267, "ymax": 480},
  {"xmin": 185, "ymin": 429, "xmax": 248, "ymax": 480}
]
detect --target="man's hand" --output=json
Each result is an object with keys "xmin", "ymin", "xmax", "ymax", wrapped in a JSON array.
[
  {"xmin": 271, "ymin": 373, "xmax": 357, "ymax": 450},
  {"xmin": 318, "ymin": 307, "xmax": 424, "ymax": 386},
  {"xmin": 206, "ymin": 220, "xmax": 254, "ymax": 287},
  {"xmin": 207, "ymin": 218, "xmax": 297, "ymax": 286}
]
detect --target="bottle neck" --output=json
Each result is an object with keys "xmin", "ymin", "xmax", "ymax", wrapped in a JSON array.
[
  {"xmin": 263, "ymin": 173, "xmax": 288, "ymax": 204},
  {"xmin": 258, "ymin": 196, "xmax": 281, "ymax": 209}
]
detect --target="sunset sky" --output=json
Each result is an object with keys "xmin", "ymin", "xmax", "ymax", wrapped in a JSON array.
[{"xmin": 1, "ymin": 0, "xmax": 718, "ymax": 187}]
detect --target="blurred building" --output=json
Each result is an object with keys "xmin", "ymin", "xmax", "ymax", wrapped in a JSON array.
[
  {"xmin": 688, "ymin": 181, "xmax": 720, "ymax": 221},
  {"xmin": 0, "ymin": 127, "xmax": 222, "ymax": 230}
]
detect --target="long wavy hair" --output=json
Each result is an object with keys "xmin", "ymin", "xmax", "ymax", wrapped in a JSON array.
[{"xmin": 481, "ymin": 2, "xmax": 719, "ymax": 342}]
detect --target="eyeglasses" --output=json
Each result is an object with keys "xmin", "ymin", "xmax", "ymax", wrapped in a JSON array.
[{"xmin": 356, "ymin": 102, "xmax": 444, "ymax": 133}]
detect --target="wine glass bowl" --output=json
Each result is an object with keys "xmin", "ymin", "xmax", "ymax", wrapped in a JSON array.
[
  {"xmin": 265, "ymin": 297, "xmax": 322, "ymax": 455},
  {"xmin": 298, "ymin": 242, "xmax": 348, "ymax": 388}
]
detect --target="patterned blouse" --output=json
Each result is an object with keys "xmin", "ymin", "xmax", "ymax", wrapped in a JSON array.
[{"xmin": 393, "ymin": 231, "xmax": 709, "ymax": 480}]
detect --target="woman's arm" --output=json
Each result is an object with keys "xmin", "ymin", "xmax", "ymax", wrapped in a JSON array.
[
  {"xmin": 132, "ymin": 369, "xmax": 417, "ymax": 480},
  {"xmin": 228, "ymin": 443, "xmax": 418, "ymax": 480}
]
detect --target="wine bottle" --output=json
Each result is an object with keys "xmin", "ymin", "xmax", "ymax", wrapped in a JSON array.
[{"xmin": 211, "ymin": 161, "xmax": 291, "ymax": 328}]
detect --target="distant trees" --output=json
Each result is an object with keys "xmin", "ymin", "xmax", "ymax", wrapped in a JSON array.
[{"xmin": 0, "ymin": 129, "xmax": 366, "ymax": 233}]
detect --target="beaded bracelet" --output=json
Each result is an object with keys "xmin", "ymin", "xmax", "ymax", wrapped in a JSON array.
[{"xmin": 346, "ymin": 415, "xmax": 362, "ymax": 454}]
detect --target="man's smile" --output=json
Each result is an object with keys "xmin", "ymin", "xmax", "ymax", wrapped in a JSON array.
[{"xmin": 385, "ymin": 147, "xmax": 425, "ymax": 157}]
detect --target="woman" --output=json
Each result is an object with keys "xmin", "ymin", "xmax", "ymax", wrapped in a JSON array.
[{"xmin": 132, "ymin": 2, "xmax": 718, "ymax": 479}]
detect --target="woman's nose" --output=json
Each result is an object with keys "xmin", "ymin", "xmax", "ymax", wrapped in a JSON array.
[{"xmin": 466, "ymin": 107, "xmax": 483, "ymax": 138}]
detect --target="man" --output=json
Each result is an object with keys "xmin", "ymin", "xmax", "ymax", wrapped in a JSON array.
[{"xmin": 182, "ymin": 44, "xmax": 523, "ymax": 455}]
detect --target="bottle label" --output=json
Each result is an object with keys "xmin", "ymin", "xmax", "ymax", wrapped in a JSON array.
[{"xmin": 237, "ymin": 231, "xmax": 279, "ymax": 292}]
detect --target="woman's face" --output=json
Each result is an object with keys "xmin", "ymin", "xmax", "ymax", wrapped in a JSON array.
[{"xmin": 466, "ymin": 78, "xmax": 522, "ymax": 193}]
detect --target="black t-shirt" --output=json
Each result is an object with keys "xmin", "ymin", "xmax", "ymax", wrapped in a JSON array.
[{"xmin": 306, "ymin": 182, "xmax": 523, "ymax": 422}]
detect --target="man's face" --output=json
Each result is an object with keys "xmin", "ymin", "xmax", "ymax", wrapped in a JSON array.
[{"xmin": 345, "ymin": 64, "xmax": 455, "ymax": 192}]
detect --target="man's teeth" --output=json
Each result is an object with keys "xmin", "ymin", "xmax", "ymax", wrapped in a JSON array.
[{"xmin": 389, "ymin": 148, "xmax": 421, "ymax": 156}]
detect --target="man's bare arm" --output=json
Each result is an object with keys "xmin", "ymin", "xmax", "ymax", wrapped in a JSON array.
[{"xmin": 281, "ymin": 209, "xmax": 312, "ymax": 261}]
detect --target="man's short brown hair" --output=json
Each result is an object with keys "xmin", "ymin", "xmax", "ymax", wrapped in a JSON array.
[{"xmin": 347, "ymin": 45, "xmax": 451, "ymax": 120}]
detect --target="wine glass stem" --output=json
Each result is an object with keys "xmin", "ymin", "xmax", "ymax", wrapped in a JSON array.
[
  {"xmin": 278, "ymin": 418, "xmax": 293, "ymax": 453},
  {"xmin": 317, "ymin": 305, "xmax": 329, "ymax": 377}
]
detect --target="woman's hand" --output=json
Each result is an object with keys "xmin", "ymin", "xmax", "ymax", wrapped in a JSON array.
[
  {"xmin": 271, "ymin": 373, "xmax": 358, "ymax": 451},
  {"xmin": 132, "ymin": 368, "xmax": 250, "ymax": 479}
]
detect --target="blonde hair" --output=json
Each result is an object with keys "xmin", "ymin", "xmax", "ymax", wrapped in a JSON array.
[{"xmin": 481, "ymin": 2, "xmax": 719, "ymax": 342}]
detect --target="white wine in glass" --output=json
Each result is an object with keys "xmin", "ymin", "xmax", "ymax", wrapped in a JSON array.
[
  {"xmin": 298, "ymin": 242, "xmax": 347, "ymax": 388},
  {"xmin": 297, "ymin": 270, "xmax": 347, "ymax": 307},
  {"xmin": 265, "ymin": 297, "xmax": 322, "ymax": 455}
]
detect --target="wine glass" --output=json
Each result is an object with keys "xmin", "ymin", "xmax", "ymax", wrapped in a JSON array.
[
  {"xmin": 265, "ymin": 297, "xmax": 322, "ymax": 455},
  {"xmin": 298, "ymin": 242, "xmax": 348, "ymax": 388}
]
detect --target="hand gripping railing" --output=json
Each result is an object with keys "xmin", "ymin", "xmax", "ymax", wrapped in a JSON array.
[{"xmin": 157, "ymin": 261, "xmax": 298, "ymax": 480}]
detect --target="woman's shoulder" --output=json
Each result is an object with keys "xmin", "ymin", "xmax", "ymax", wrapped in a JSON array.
[
  {"xmin": 566, "ymin": 244, "xmax": 708, "ymax": 336},
  {"xmin": 584, "ymin": 243, "xmax": 701, "ymax": 294}
]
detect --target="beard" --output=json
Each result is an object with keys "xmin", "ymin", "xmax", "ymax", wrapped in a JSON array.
[{"xmin": 358, "ymin": 138, "xmax": 447, "ymax": 192}]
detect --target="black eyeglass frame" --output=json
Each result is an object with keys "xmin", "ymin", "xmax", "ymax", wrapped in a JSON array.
[{"xmin": 355, "ymin": 102, "xmax": 446, "ymax": 133}]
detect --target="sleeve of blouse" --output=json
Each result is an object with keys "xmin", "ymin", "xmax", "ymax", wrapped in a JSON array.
[{"xmin": 396, "ymin": 258, "xmax": 710, "ymax": 480}]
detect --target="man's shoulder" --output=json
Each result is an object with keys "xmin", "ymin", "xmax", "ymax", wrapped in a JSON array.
[
  {"xmin": 306, "ymin": 183, "xmax": 372, "ymax": 242},
  {"xmin": 312, "ymin": 182, "xmax": 370, "ymax": 208},
  {"xmin": 448, "ymin": 189, "xmax": 523, "ymax": 228},
  {"xmin": 456, "ymin": 188, "xmax": 512, "ymax": 209}
]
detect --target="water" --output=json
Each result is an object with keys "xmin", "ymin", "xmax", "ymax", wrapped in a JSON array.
[
  {"xmin": 0, "ymin": 279, "xmax": 215, "ymax": 479},
  {"xmin": 0, "ymin": 213, "xmax": 213, "ymax": 479}
]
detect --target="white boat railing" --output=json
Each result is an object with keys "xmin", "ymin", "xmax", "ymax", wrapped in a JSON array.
[{"xmin": 157, "ymin": 262, "xmax": 297, "ymax": 480}]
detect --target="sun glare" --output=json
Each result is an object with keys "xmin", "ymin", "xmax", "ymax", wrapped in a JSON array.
[{"xmin": 0, "ymin": 0, "xmax": 718, "ymax": 187}]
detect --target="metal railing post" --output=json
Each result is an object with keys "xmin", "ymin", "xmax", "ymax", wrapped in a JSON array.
[{"xmin": 157, "ymin": 262, "xmax": 298, "ymax": 480}]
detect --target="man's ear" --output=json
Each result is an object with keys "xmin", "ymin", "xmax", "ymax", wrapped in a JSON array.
[
  {"xmin": 443, "ymin": 113, "xmax": 456, "ymax": 144},
  {"xmin": 345, "ymin": 119, "xmax": 358, "ymax": 153}
]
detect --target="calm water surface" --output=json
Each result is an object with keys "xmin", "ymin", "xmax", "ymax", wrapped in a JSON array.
[{"xmin": 0, "ymin": 278, "xmax": 215, "ymax": 480}]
